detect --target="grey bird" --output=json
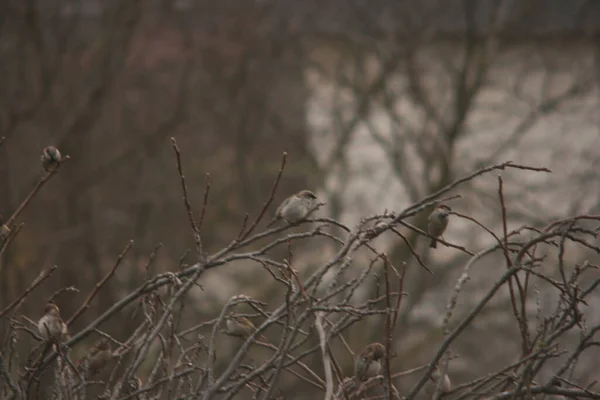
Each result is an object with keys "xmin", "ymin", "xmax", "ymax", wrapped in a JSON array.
[
  {"xmin": 38, "ymin": 303, "xmax": 68, "ymax": 342},
  {"xmin": 224, "ymin": 314, "xmax": 268, "ymax": 341},
  {"xmin": 267, "ymin": 190, "xmax": 318, "ymax": 227},
  {"xmin": 0, "ymin": 224, "xmax": 9, "ymax": 240},
  {"xmin": 41, "ymin": 146, "xmax": 62, "ymax": 172},
  {"xmin": 225, "ymin": 315, "xmax": 257, "ymax": 338},
  {"xmin": 427, "ymin": 204, "xmax": 451, "ymax": 248},
  {"xmin": 429, "ymin": 365, "xmax": 452, "ymax": 394},
  {"xmin": 78, "ymin": 338, "xmax": 112, "ymax": 377},
  {"xmin": 122, "ymin": 376, "xmax": 145, "ymax": 399}
]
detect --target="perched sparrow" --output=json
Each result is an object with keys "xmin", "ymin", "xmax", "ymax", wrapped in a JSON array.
[
  {"xmin": 41, "ymin": 146, "xmax": 62, "ymax": 172},
  {"xmin": 122, "ymin": 376, "xmax": 143, "ymax": 398},
  {"xmin": 38, "ymin": 302, "xmax": 68, "ymax": 342},
  {"xmin": 0, "ymin": 224, "xmax": 9, "ymax": 240},
  {"xmin": 78, "ymin": 338, "xmax": 112, "ymax": 377},
  {"xmin": 354, "ymin": 342, "xmax": 386, "ymax": 382},
  {"xmin": 225, "ymin": 315, "xmax": 257, "ymax": 338},
  {"xmin": 429, "ymin": 365, "xmax": 452, "ymax": 394},
  {"xmin": 267, "ymin": 190, "xmax": 318, "ymax": 227},
  {"xmin": 427, "ymin": 204, "xmax": 451, "ymax": 249}
]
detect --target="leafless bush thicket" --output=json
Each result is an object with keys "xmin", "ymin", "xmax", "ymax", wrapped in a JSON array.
[{"xmin": 1, "ymin": 139, "xmax": 600, "ymax": 400}]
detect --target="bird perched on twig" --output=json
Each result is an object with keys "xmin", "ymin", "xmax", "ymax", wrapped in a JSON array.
[
  {"xmin": 225, "ymin": 315, "xmax": 260, "ymax": 339},
  {"xmin": 41, "ymin": 146, "xmax": 62, "ymax": 172},
  {"xmin": 38, "ymin": 303, "xmax": 68, "ymax": 342},
  {"xmin": 267, "ymin": 190, "xmax": 318, "ymax": 227},
  {"xmin": 354, "ymin": 342, "xmax": 386, "ymax": 382},
  {"xmin": 224, "ymin": 314, "xmax": 270, "ymax": 343},
  {"xmin": 427, "ymin": 204, "xmax": 451, "ymax": 249},
  {"xmin": 122, "ymin": 376, "xmax": 144, "ymax": 399},
  {"xmin": 0, "ymin": 224, "xmax": 9, "ymax": 240},
  {"xmin": 429, "ymin": 365, "xmax": 452, "ymax": 394},
  {"xmin": 78, "ymin": 338, "xmax": 112, "ymax": 377}
]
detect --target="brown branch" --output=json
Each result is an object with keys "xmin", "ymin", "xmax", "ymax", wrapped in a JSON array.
[
  {"xmin": 171, "ymin": 137, "xmax": 204, "ymax": 262},
  {"xmin": 389, "ymin": 227, "xmax": 432, "ymax": 273},
  {"xmin": 47, "ymin": 286, "xmax": 79, "ymax": 304},
  {"xmin": 383, "ymin": 255, "xmax": 394, "ymax": 400},
  {"xmin": 0, "ymin": 223, "xmax": 24, "ymax": 270},
  {"xmin": 397, "ymin": 220, "xmax": 474, "ymax": 256},
  {"xmin": 240, "ymin": 152, "xmax": 287, "ymax": 241},
  {"xmin": 197, "ymin": 173, "xmax": 211, "ymax": 229},
  {"xmin": 0, "ymin": 265, "xmax": 58, "ymax": 319},
  {"xmin": 498, "ymin": 175, "xmax": 529, "ymax": 356},
  {"xmin": 66, "ymin": 240, "xmax": 134, "ymax": 326},
  {"xmin": 235, "ymin": 214, "xmax": 249, "ymax": 242},
  {"xmin": 390, "ymin": 260, "xmax": 407, "ymax": 335},
  {"xmin": 497, "ymin": 176, "xmax": 512, "ymax": 268},
  {"xmin": 5, "ymin": 156, "xmax": 70, "ymax": 227}
]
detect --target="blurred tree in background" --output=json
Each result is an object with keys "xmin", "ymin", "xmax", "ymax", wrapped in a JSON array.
[{"xmin": 1, "ymin": 0, "xmax": 600, "ymax": 399}]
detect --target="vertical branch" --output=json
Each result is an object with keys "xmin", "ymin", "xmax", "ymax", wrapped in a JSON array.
[
  {"xmin": 498, "ymin": 175, "xmax": 529, "ymax": 355},
  {"xmin": 5, "ymin": 158, "xmax": 69, "ymax": 227},
  {"xmin": 66, "ymin": 240, "xmax": 134, "ymax": 326},
  {"xmin": 315, "ymin": 311, "xmax": 334, "ymax": 400},
  {"xmin": 0, "ymin": 265, "xmax": 58, "ymax": 318},
  {"xmin": 383, "ymin": 255, "xmax": 394, "ymax": 400},
  {"xmin": 171, "ymin": 137, "xmax": 204, "ymax": 263},
  {"xmin": 240, "ymin": 152, "xmax": 287, "ymax": 240},
  {"xmin": 197, "ymin": 173, "xmax": 211, "ymax": 229}
]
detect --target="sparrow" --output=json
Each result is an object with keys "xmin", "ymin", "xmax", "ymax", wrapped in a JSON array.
[
  {"xmin": 225, "ymin": 315, "xmax": 258, "ymax": 338},
  {"xmin": 267, "ymin": 190, "xmax": 318, "ymax": 227},
  {"xmin": 429, "ymin": 365, "xmax": 452, "ymax": 394},
  {"xmin": 38, "ymin": 302, "xmax": 68, "ymax": 342},
  {"xmin": 122, "ymin": 376, "xmax": 144, "ymax": 399},
  {"xmin": 78, "ymin": 338, "xmax": 112, "ymax": 377},
  {"xmin": 427, "ymin": 204, "xmax": 451, "ymax": 248},
  {"xmin": 41, "ymin": 146, "xmax": 62, "ymax": 172},
  {"xmin": 354, "ymin": 342, "xmax": 386, "ymax": 382},
  {"xmin": 0, "ymin": 224, "xmax": 9, "ymax": 240}
]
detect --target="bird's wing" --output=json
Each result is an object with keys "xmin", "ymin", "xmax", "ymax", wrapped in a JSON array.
[{"xmin": 275, "ymin": 196, "xmax": 291, "ymax": 218}]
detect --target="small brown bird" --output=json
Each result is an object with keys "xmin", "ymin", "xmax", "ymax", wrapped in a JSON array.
[
  {"xmin": 429, "ymin": 365, "xmax": 452, "ymax": 393},
  {"xmin": 122, "ymin": 376, "xmax": 143, "ymax": 398},
  {"xmin": 0, "ymin": 224, "xmax": 10, "ymax": 240},
  {"xmin": 267, "ymin": 190, "xmax": 318, "ymax": 227},
  {"xmin": 78, "ymin": 338, "xmax": 112, "ymax": 377},
  {"xmin": 427, "ymin": 204, "xmax": 451, "ymax": 248},
  {"xmin": 38, "ymin": 303, "xmax": 68, "ymax": 342},
  {"xmin": 354, "ymin": 342, "xmax": 386, "ymax": 382},
  {"xmin": 41, "ymin": 146, "xmax": 62, "ymax": 172},
  {"xmin": 225, "ymin": 315, "xmax": 258, "ymax": 338}
]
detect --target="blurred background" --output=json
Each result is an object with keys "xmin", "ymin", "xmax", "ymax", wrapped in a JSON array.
[{"xmin": 1, "ymin": 0, "xmax": 600, "ymax": 398}]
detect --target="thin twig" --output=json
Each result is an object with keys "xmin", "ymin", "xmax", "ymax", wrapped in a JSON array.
[
  {"xmin": 197, "ymin": 173, "xmax": 211, "ymax": 229},
  {"xmin": 5, "ymin": 156, "xmax": 70, "ymax": 227},
  {"xmin": 383, "ymin": 255, "xmax": 394, "ymax": 400},
  {"xmin": 66, "ymin": 240, "xmax": 134, "ymax": 326},
  {"xmin": 239, "ymin": 152, "xmax": 287, "ymax": 240},
  {"xmin": 0, "ymin": 265, "xmax": 59, "ymax": 319},
  {"xmin": 315, "ymin": 311, "xmax": 334, "ymax": 400},
  {"xmin": 171, "ymin": 137, "xmax": 204, "ymax": 263}
]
